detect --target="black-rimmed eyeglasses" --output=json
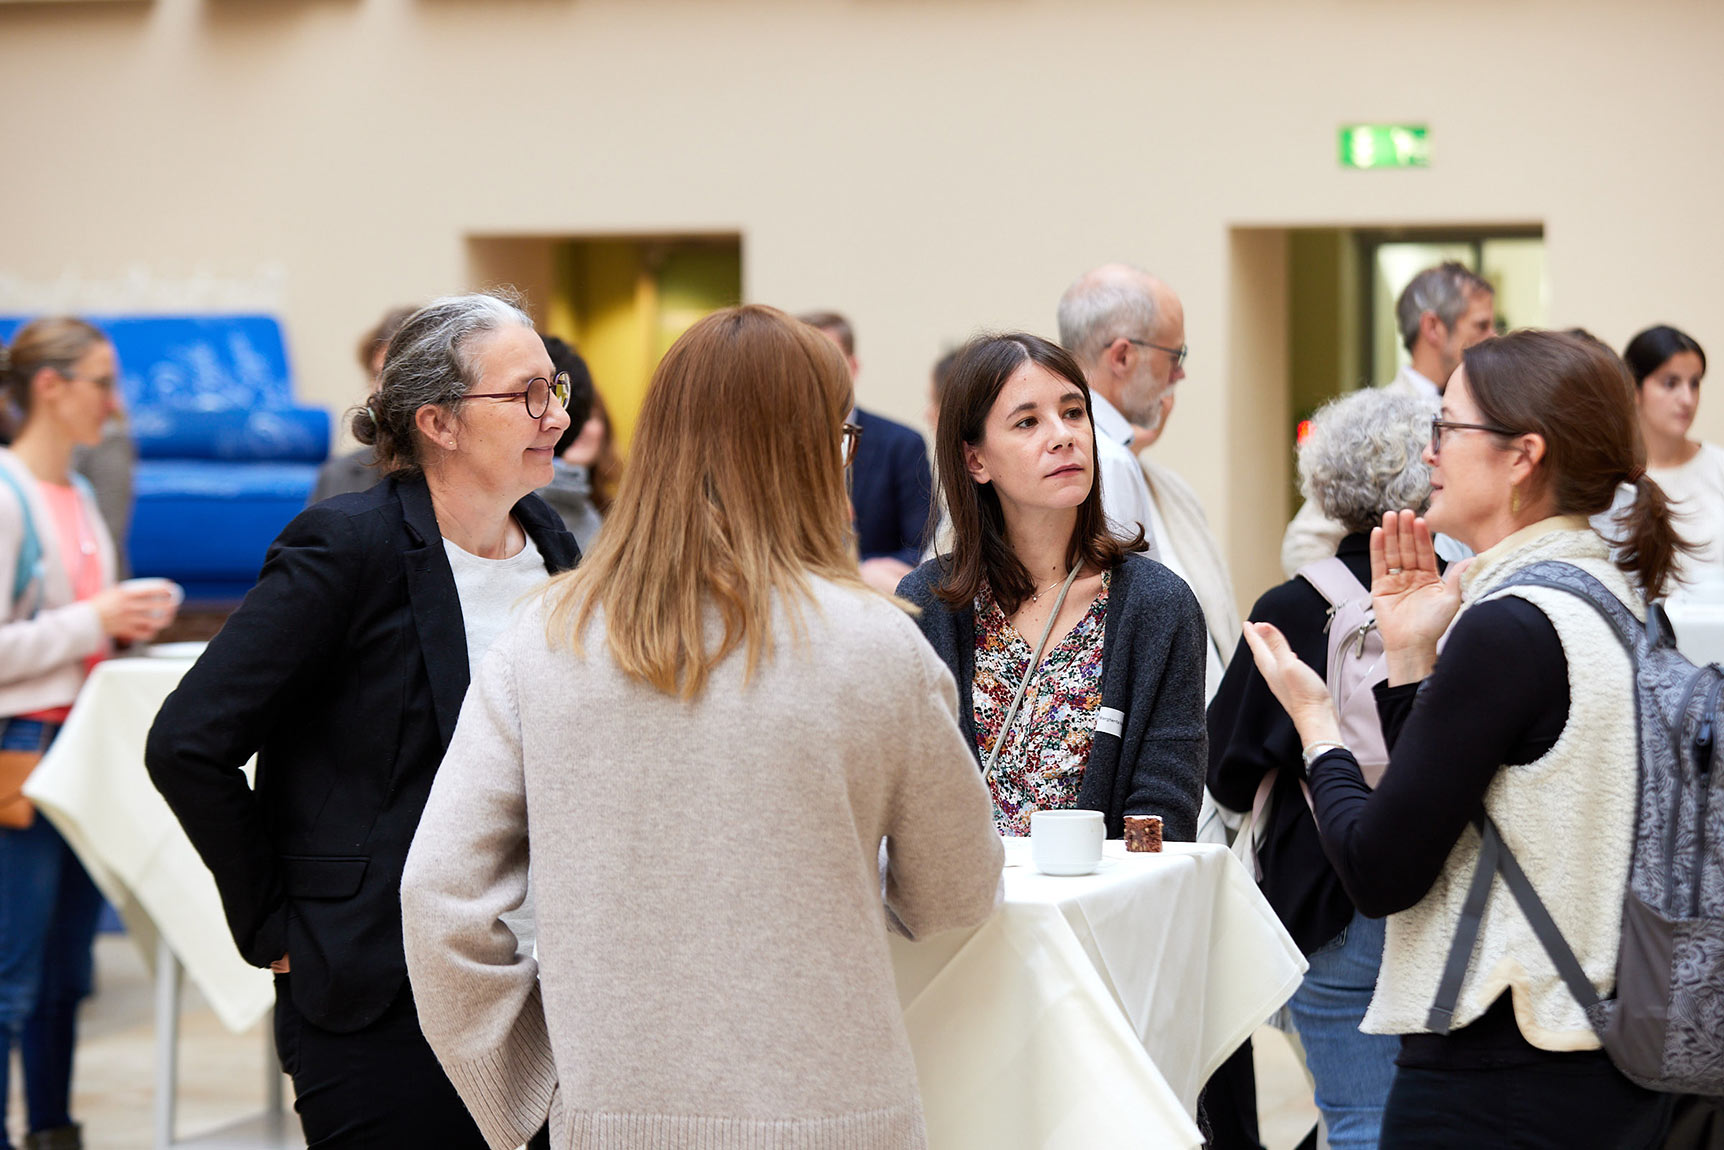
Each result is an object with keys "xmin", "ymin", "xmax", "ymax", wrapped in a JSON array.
[
  {"xmin": 467, "ymin": 372, "xmax": 572, "ymax": 419},
  {"xmin": 1125, "ymin": 338, "xmax": 1188, "ymax": 370},
  {"xmin": 1429, "ymin": 417, "xmax": 1519, "ymax": 455}
]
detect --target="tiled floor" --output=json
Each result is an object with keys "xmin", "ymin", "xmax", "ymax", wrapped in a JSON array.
[
  {"xmin": 5, "ymin": 937, "xmax": 297, "ymax": 1149},
  {"xmin": 11, "ymin": 936, "xmax": 1319, "ymax": 1150}
]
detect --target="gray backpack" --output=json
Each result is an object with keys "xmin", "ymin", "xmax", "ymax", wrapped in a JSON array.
[{"xmin": 1429, "ymin": 559, "xmax": 1724, "ymax": 1095}]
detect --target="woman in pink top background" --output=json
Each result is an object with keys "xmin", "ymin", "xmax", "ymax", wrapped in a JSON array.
[{"xmin": 0, "ymin": 318, "xmax": 177, "ymax": 1150}]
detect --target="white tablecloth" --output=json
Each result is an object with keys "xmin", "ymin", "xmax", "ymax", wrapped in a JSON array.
[
  {"xmin": 1666, "ymin": 597, "xmax": 1724, "ymax": 666},
  {"xmin": 23, "ymin": 655, "xmax": 275, "ymax": 1034},
  {"xmin": 892, "ymin": 837, "xmax": 1305, "ymax": 1150}
]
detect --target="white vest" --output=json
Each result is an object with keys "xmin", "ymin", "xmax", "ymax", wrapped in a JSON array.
[{"xmin": 1362, "ymin": 518, "xmax": 1640, "ymax": 1051}]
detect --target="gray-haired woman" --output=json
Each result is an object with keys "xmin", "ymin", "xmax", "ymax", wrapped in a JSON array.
[
  {"xmin": 1207, "ymin": 388, "xmax": 1434, "ymax": 1150},
  {"xmin": 145, "ymin": 294, "xmax": 579, "ymax": 1148}
]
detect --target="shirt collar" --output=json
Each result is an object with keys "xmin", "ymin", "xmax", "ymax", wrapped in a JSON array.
[
  {"xmin": 1088, "ymin": 391, "xmax": 1135, "ymax": 448},
  {"xmin": 1396, "ymin": 363, "xmax": 1441, "ymax": 402}
]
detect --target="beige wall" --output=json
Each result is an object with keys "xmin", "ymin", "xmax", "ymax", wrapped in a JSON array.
[{"xmin": 3, "ymin": 0, "xmax": 1721, "ymax": 610}]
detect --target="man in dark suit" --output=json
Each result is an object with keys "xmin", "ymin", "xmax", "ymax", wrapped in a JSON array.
[{"xmin": 798, "ymin": 311, "xmax": 932, "ymax": 594}]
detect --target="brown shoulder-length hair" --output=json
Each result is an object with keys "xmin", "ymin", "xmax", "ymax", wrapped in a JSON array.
[
  {"xmin": 932, "ymin": 332, "xmax": 1144, "ymax": 613},
  {"xmin": 1463, "ymin": 328, "xmax": 1692, "ymax": 598},
  {"xmin": 541, "ymin": 304, "xmax": 865, "ymax": 698}
]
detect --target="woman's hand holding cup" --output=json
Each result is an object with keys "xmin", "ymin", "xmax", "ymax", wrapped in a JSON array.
[
  {"xmin": 95, "ymin": 578, "xmax": 182, "ymax": 643},
  {"xmin": 1370, "ymin": 510, "xmax": 1467, "ymax": 685}
]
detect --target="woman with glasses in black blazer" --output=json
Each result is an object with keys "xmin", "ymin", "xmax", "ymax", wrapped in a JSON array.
[{"xmin": 146, "ymin": 293, "xmax": 579, "ymax": 1148}]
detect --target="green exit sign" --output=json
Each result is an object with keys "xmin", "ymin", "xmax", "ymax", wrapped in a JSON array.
[{"xmin": 1339, "ymin": 124, "xmax": 1429, "ymax": 169}]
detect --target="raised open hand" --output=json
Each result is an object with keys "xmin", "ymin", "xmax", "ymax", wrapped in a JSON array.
[{"xmin": 1369, "ymin": 510, "xmax": 1468, "ymax": 683}]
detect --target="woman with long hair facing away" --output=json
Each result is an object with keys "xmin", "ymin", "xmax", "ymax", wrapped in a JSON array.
[
  {"xmin": 895, "ymin": 333, "xmax": 1208, "ymax": 840},
  {"xmin": 146, "ymin": 294, "xmax": 580, "ymax": 1148},
  {"xmin": 1244, "ymin": 330, "xmax": 1681, "ymax": 1147},
  {"xmin": 0, "ymin": 319, "xmax": 178, "ymax": 1150},
  {"xmin": 1622, "ymin": 325, "xmax": 1717, "ymax": 585},
  {"xmin": 401, "ymin": 305, "xmax": 1003, "ymax": 1150}
]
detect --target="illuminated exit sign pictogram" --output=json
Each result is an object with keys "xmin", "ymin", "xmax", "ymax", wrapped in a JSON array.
[{"xmin": 1339, "ymin": 124, "xmax": 1429, "ymax": 169}]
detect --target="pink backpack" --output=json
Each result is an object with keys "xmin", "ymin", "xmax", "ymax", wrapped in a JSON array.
[
  {"xmin": 1297, "ymin": 557, "xmax": 1389, "ymax": 788},
  {"xmin": 1238, "ymin": 558, "xmax": 1389, "ymax": 879}
]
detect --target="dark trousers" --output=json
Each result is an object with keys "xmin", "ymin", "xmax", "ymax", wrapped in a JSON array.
[
  {"xmin": 0, "ymin": 803, "xmax": 104, "ymax": 1147},
  {"xmin": 273, "ymin": 974, "xmax": 491, "ymax": 1150},
  {"xmin": 1199, "ymin": 1037, "xmax": 1264, "ymax": 1149},
  {"xmin": 1380, "ymin": 1055, "xmax": 1673, "ymax": 1149}
]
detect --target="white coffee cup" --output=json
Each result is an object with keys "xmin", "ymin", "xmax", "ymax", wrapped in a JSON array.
[
  {"xmin": 120, "ymin": 577, "xmax": 184, "ymax": 623},
  {"xmin": 1030, "ymin": 809, "xmax": 1104, "ymax": 876},
  {"xmin": 120, "ymin": 577, "xmax": 185, "ymax": 608}
]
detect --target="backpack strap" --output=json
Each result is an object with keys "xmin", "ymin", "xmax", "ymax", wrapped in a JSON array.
[
  {"xmin": 1492, "ymin": 561, "xmax": 1643, "ymax": 663},
  {"xmin": 1297, "ymin": 556, "xmax": 1368, "ymax": 616},
  {"xmin": 1429, "ymin": 815, "xmax": 1605, "ymax": 1037},
  {"xmin": 0, "ymin": 462, "xmax": 43, "ymax": 617},
  {"xmin": 1427, "ymin": 816, "xmax": 1501, "ymax": 1033}
]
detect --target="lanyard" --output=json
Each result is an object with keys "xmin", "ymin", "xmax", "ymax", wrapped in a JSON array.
[{"xmin": 983, "ymin": 564, "xmax": 1083, "ymax": 783}]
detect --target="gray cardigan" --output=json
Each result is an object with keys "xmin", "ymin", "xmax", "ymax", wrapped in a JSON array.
[{"xmin": 897, "ymin": 552, "xmax": 1208, "ymax": 841}]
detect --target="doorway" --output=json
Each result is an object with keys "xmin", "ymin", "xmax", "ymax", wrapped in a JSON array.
[
  {"xmin": 1288, "ymin": 226, "xmax": 1546, "ymax": 440},
  {"xmin": 1226, "ymin": 224, "xmax": 1545, "ymax": 607},
  {"xmin": 467, "ymin": 234, "xmax": 743, "ymax": 452}
]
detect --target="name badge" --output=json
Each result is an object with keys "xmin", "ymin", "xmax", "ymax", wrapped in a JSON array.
[{"xmin": 1094, "ymin": 707, "xmax": 1125, "ymax": 739}]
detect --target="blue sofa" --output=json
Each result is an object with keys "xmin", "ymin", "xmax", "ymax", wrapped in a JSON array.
[{"xmin": 0, "ymin": 314, "xmax": 329, "ymax": 604}]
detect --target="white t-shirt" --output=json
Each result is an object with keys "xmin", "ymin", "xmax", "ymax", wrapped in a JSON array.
[
  {"xmin": 443, "ymin": 529, "xmax": 550, "ymax": 955},
  {"xmin": 443, "ymin": 532, "xmax": 549, "ymax": 679},
  {"xmin": 1652, "ymin": 443, "xmax": 1724, "ymax": 592}
]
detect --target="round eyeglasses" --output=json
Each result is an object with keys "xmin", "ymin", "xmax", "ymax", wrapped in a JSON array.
[{"xmin": 467, "ymin": 372, "xmax": 572, "ymax": 419}]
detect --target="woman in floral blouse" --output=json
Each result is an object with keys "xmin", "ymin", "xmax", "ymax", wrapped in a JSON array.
[{"xmin": 897, "ymin": 332, "xmax": 1208, "ymax": 840}]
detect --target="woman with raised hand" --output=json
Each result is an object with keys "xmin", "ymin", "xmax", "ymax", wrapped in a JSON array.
[
  {"xmin": 1243, "ymin": 329, "xmax": 1680, "ymax": 1147},
  {"xmin": 401, "ymin": 305, "xmax": 1002, "ymax": 1150},
  {"xmin": 896, "ymin": 332, "xmax": 1208, "ymax": 841},
  {"xmin": 0, "ymin": 318, "xmax": 177, "ymax": 1150},
  {"xmin": 146, "ymin": 293, "xmax": 579, "ymax": 1148}
]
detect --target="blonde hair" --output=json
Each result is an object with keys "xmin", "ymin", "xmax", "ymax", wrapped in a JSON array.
[
  {"xmin": 3, "ymin": 317, "xmax": 108, "ymax": 421},
  {"xmin": 543, "ymin": 304, "xmax": 864, "ymax": 698}
]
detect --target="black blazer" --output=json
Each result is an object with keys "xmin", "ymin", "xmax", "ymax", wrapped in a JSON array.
[
  {"xmin": 145, "ymin": 475, "xmax": 580, "ymax": 1032},
  {"xmin": 851, "ymin": 407, "xmax": 932, "ymax": 566}
]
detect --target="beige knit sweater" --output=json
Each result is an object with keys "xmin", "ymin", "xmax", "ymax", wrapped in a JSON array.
[{"xmin": 401, "ymin": 578, "xmax": 1004, "ymax": 1150}]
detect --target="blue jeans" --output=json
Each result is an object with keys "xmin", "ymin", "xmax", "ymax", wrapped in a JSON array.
[
  {"xmin": 1285, "ymin": 909, "xmax": 1401, "ymax": 1150},
  {"xmin": 0, "ymin": 722, "xmax": 104, "ymax": 1147}
]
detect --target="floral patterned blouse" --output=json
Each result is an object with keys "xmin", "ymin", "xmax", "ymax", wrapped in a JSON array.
[{"xmin": 973, "ymin": 571, "xmax": 1109, "ymax": 836}]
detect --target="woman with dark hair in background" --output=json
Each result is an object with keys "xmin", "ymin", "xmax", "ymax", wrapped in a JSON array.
[
  {"xmin": 1623, "ymin": 325, "xmax": 1717, "ymax": 585},
  {"xmin": 0, "ymin": 319, "xmax": 178, "ymax": 1150},
  {"xmin": 559, "ymin": 381, "xmax": 621, "ymax": 517},
  {"xmin": 533, "ymin": 334, "xmax": 602, "ymax": 550},
  {"xmin": 146, "ymin": 293, "xmax": 579, "ymax": 1148},
  {"xmin": 896, "ymin": 332, "xmax": 1208, "ymax": 841},
  {"xmin": 400, "ymin": 305, "xmax": 1001, "ymax": 1149},
  {"xmin": 1244, "ymin": 329, "xmax": 1682, "ymax": 1147}
]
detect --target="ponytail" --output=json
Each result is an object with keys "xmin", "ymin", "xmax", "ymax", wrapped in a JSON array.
[{"xmin": 1618, "ymin": 468, "xmax": 1693, "ymax": 601}]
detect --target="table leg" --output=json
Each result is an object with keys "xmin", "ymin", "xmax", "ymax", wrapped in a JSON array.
[{"xmin": 154, "ymin": 933, "xmax": 181, "ymax": 1150}]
